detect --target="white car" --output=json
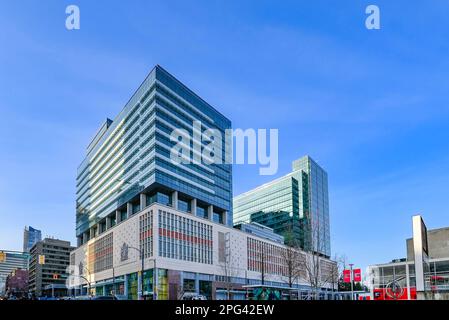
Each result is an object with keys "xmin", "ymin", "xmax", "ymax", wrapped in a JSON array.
[{"xmin": 181, "ymin": 293, "xmax": 207, "ymax": 300}]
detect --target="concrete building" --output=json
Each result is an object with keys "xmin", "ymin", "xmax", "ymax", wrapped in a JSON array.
[
  {"xmin": 69, "ymin": 202, "xmax": 336, "ymax": 300},
  {"xmin": 406, "ymin": 227, "xmax": 449, "ymax": 261},
  {"xmin": 23, "ymin": 226, "xmax": 42, "ymax": 253},
  {"xmin": 0, "ymin": 251, "xmax": 29, "ymax": 296},
  {"xmin": 70, "ymin": 66, "xmax": 336, "ymax": 300},
  {"xmin": 234, "ymin": 156, "xmax": 331, "ymax": 257},
  {"xmin": 369, "ymin": 220, "xmax": 449, "ymax": 300},
  {"xmin": 28, "ymin": 238, "xmax": 74, "ymax": 297}
]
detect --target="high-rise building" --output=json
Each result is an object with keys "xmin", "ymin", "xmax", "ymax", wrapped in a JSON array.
[
  {"xmin": 70, "ymin": 66, "xmax": 336, "ymax": 300},
  {"xmin": 76, "ymin": 65, "xmax": 232, "ymax": 247},
  {"xmin": 0, "ymin": 251, "xmax": 29, "ymax": 295},
  {"xmin": 28, "ymin": 238, "xmax": 74, "ymax": 297},
  {"xmin": 233, "ymin": 155, "xmax": 331, "ymax": 257},
  {"xmin": 23, "ymin": 226, "xmax": 42, "ymax": 253}
]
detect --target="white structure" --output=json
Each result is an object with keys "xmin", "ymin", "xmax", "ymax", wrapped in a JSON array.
[{"xmin": 69, "ymin": 202, "xmax": 336, "ymax": 300}]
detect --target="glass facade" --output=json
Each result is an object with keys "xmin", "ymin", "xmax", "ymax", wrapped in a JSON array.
[
  {"xmin": 23, "ymin": 226, "xmax": 42, "ymax": 253},
  {"xmin": 292, "ymin": 156, "xmax": 331, "ymax": 257},
  {"xmin": 76, "ymin": 65, "xmax": 233, "ymax": 242},
  {"xmin": 233, "ymin": 156, "xmax": 331, "ymax": 257}
]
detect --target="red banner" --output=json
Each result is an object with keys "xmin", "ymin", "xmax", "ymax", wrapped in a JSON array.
[
  {"xmin": 353, "ymin": 269, "xmax": 362, "ymax": 282},
  {"xmin": 343, "ymin": 269, "xmax": 351, "ymax": 283}
]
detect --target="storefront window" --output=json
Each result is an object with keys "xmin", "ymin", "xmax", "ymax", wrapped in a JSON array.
[
  {"xmin": 157, "ymin": 269, "xmax": 168, "ymax": 300},
  {"xmin": 127, "ymin": 273, "xmax": 138, "ymax": 300},
  {"xmin": 143, "ymin": 269, "xmax": 154, "ymax": 296},
  {"xmin": 199, "ymin": 280, "xmax": 212, "ymax": 299}
]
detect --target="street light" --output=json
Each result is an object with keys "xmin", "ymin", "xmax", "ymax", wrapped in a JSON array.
[
  {"xmin": 126, "ymin": 246, "xmax": 144, "ymax": 300},
  {"xmin": 127, "ymin": 245, "xmax": 157, "ymax": 300},
  {"xmin": 349, "ymin": 263, "xmax": 354, "ymax": 301}
]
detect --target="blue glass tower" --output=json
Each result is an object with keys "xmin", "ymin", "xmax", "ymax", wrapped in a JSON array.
[
  {"xmin": 76, "ymin": 65, "xmax": 232, "ymax": 245},
  {"xmin": 234, "ymin": 156, "xmax": 331, "ymax": 257}
]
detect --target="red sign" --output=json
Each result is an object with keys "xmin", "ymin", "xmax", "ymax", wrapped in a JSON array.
[
  {"xmin": 343, "ymin": 269, "xmax": 351, "ymax": 283},
  {"xmin": 353, "ymin": 269, "xmax": 362, "ymax": 282}
]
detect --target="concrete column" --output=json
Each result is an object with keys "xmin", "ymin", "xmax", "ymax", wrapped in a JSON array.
[
  {"xmin": 191, "ymin": 198, "xmax": 197, "ymax": 215},
  {"xmin": 223, "ymin": 211, "xmax": 228, "ymax": 226},
  {"xmin": 154, "ymin": 267, "xmax": 159, "ymax": 300},
  {"xmin": 83, "ymin": 232, "xmax": 88, "ymax": 244},
  {"xmin": 137, "ymin": 272, "xmax": 142, "ymax": 300},
  {"xmin": 116, "ymin": 210, "xmax": 121, "ymax": 223},
  {"xmin": 124, "ymin": 274, "xmax": 128, "ymax": 298},
  {"xmin": 127, "ymin": 202, "xmax": 133, "ymax": 217},
  {"xmin": 106, "ymin": 217, "xmax": 112, "ymax": 230},
  {"xmin": 141, "ymin": 193, "xmax": 147, "ymax": 209},
  {"xmin": 172, "ymin": 191, "xmax": 178, "ymax": 210},
  {"xmin": 195, "ymin": 273, "xmax": 200, "ymax": 295},
  {"xmin": 180, "ymin": 272, "xmax": 184, "ymax": 292},
  {"xmin": 207, "ymin": 205, "xmax": 213, "ymax": 221},
  {"xmin": 89, "ymin": 227, "xmax": 95, "ymax": 240}
]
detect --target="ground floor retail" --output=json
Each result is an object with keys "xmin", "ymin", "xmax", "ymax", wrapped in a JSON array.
[{"xmin": 69, "ymin": 268, "xmax": 335, "ymax": 300}]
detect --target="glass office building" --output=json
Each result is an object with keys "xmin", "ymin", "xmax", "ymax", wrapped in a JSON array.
[
  {"xmin": 76, "ymin": 65, "xmax": 232, "ymax": 245},
  {"xmin": 23, "ymin": 226, "xmax": 42, "ymax": 253},
  {"xmin": 233, "ymin": 156, "xmax": 331, "ymax": 257}
]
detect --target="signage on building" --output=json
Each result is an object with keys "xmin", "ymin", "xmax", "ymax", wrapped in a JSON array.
[
  {"xmin": 413, "ymin": 215, "xmax": 429, "ymax": 294},
  {"xmin": 0, "ymin": 251, "xmax": 6, "ymax": 263},
  {"xmin": 38, "ymin": 255, "xmax": 45, "ymax": 265}
]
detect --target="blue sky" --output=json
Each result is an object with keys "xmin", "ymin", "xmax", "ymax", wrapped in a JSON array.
[{"xmin": 1, "ymin": 0, "xmax": 449, "ymax": 273}]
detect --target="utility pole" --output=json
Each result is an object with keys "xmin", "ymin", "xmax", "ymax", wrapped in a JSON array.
[
  {"xmin": 128, "ymin": 245, "xmax": 145, "ymax": 300},
  {"xmin": 349, "ymin": 263, "xmax": 354, "ymax": 301}
]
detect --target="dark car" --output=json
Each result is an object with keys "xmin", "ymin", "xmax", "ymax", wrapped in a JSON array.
[{"xmin": 91, "ymin": 296, "xmax": 118, "ymax": 300}]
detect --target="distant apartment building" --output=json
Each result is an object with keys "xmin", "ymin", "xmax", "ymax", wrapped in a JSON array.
[
  {"xmin": 70, "ymin": 66, "xmax": 336, "ymax": 300},
  {"xmin": 28, "ymin": 238, "xmax": 74, "ymax": 296},
  {"xmin": 23, "ymin": 226, "xmax": 42, "ymax": 253},
  {"xmin": 233, "ymin": 156, "xmax": 331, "ymax": 257},
  {"xmin": 0, "ymin": 251, "xmax": 29, "ymax": 295}
]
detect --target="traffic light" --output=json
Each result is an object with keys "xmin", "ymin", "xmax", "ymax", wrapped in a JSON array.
[
  {"xmin": 0, "ymin": 252, "xmax": 6, "ymax": 263},
  {"xmin": 38, "ymin": 255, "xmax": 45, "ymax": 265}
]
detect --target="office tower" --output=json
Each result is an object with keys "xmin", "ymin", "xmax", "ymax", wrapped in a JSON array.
[
  {"xmin": 233, "ymin": 155, "xmax": 331, "ymax": 257},
  {"xmin": 76, "ymin": 65, "xmax": 232, "ymax": 246},
  {"xmin": 70, "ymin": 67, "xmax": 336, "ymax": 300},
  {"xmin": 23, "ymin": 226, "xmax": 42, "ymax": 253}
]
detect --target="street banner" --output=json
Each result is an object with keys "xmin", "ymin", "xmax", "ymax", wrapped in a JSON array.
[
  {"xmin": 353, "ymin": 269, "xmax": 362, "ymax": 282},
  {"xmin": 343, "ymin": 269, "xmax": 351, "ymax": 283}
]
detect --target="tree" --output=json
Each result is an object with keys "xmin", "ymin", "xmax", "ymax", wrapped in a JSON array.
[
  {"xmin": 297, "ymin": 218, "xmax": 336, "ymax": 300},
  {"xmin": 280, "ymin": 226, "xmax": 303, "ymax": 299},
  {"xmin": 219, "ymin": 232, "xmax": 239, "ymax": 300}
]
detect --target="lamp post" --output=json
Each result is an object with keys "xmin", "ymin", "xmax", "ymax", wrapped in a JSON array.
[
  {"xmin": 349, "ymin": 263, "xmax": 354, "ymax": 301},
  {"xmin": 128, "ymin": 246, "xmax": 145, "ymax": 300}
]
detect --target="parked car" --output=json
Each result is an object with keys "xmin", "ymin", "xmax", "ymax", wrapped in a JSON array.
[
  {"xmin": 91, "ymin": 295, "xmax": 118, "ymax": 300},
  {"xmin": 181, "ymin": 293, "xmax": 207, "ymax": 300}
]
